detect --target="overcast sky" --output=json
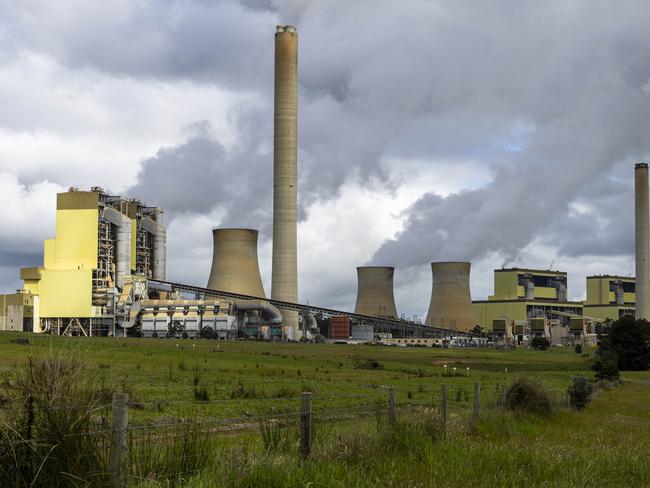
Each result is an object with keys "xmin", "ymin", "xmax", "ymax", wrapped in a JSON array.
[{"xmin": 1, "ymin": 0, "xmax": 649, "ymax": 320}]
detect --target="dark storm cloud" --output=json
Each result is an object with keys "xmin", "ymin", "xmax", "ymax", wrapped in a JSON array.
[
  {"xmin": 128, "ymin": 118, "xmax": 274, "ymax": 233},
  {"xmin": 3, "ymin": 0, "xmax": 650, "ymax": 274}
]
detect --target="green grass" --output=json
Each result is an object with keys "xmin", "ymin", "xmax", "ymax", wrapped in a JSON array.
[{"xmin": 1, "ymin": 332, "xmax": 649, "ymax": 487}]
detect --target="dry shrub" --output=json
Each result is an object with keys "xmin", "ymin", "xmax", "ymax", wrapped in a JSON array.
[{"xmin": 505, "ymin": 378, "xmax": 552, "ymax": 416}]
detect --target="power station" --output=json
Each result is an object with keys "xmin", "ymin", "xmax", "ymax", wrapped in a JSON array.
[{"xmin": 0, "ymin": 25, "xmax": 645, "ymax": 347}]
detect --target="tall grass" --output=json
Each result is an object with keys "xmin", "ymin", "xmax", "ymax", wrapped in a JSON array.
[{"xmin": 0, "ymin": 347, "xmax": 111, "ymax": 487}]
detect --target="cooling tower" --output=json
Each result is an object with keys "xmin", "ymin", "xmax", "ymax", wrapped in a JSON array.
[
  {"xmin": 635, "ymin": 163, "xmax": 650, "ymax": 320},
  {"xmin": 354, "ymin": 266, "xmax": 398, "ymax": 318},
  {"xmin": 271, "ymin": 25, "xmax": 299, "ymax": 330},
  {"xmin": 425, "ymin": 262, "xmax": 476, "ymax": 332},
  {"xmin": 207, "ymin": 229, "xmax": 265, "ymax": 297}
]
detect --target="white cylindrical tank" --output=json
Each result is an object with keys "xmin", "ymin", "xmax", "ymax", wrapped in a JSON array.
[
  {"xmin": 354, "ymin": 266, "xmax": 398, "ymax": 318},
  {"xmin": 207, "ymin": 228, "xmax": 265, "ymax": 297},
  {"xmin": 425, "ymin": 262, "xmax": 476, "ymax": 332}
]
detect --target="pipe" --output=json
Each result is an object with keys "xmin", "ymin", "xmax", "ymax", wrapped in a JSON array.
[
  {"xmin": 103, "ymin": 207, "xmax": 131, "ymax": 289},
  {"xmin": 139, "ymin": 217, "xmax": 167, "ymax": 281},
  {"xmin": 234, "ymin": 299, "xmax": 283, "ymax": 324}
]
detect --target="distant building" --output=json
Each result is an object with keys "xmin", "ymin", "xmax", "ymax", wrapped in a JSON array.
[
  {"xmin": 472, "ymin": 268, "xmax": 583, "ymax": 331},
  {"xmin": 583, "ymin": 275, "xmax": 635, "ymax": 321}
]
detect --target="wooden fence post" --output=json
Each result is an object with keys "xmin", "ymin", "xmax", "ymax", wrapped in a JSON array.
[
  {"xmin": 300, "ymin": 392, "xmax": 312, "ymax": 460},
  {"xmin": 439, "ymin": 385, "xmax": 447, "ymax": 433},
  {"xmin": 110, "ymin": 392, "xmax": 128, "ymax": 488},
  {"xmin": 388, "ymin": 387, "xmax": 397, "ymax": 426},
  {"xmin": 473, "ymin": 382, "xmax": 480, "ymax": 418}
]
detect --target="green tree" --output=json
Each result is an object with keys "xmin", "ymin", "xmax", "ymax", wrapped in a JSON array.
[{"xmin": 596, "ymin": 316, "xmax": 650, "ymax": 371}]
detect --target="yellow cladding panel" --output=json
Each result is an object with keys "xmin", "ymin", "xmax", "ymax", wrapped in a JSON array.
[
  {"xmin": 535, "ymin": 287, "xmax": 558, "ymax": 299},
  {"xmin": 516, "ymin": 285, "xmax": 525, "ymax": 297},
  {"xmin": 44, "ymin": 239, "xmax": 56, "ymax": 268},
  {"xmin": 54, "ymin": 209, "xmax": 98, "ymax": 270},
  {"xmin": 585, "ymin": 279, "xmax": 604, "ymax": 305},
  {"xmin": 472, "ymin": 301, "xmax": 528, "ymax": 330},
  {"xmin": 37, "ymin": 269, "xmax": 94, "ymax": 317},
  {"xmin": 23, "ymin": 280, "xmax": 40, "ymax": 295},
  {"xmin": 492, "ymin": 272, "xmax": 519, "ymax": 300},
  {"xmin": 131, "ymin": 219, "xmax": 137, "ymax": 270},
  {"xmin": 583, "ymin": 306, "xmax": 630, "ymax": 321},
  {"xmin": 624, "ymin": 292, "xmax": 635, "ymax": 303}
]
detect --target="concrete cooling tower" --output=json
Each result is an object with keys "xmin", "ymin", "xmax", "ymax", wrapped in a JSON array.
[
  {"xmin": 207, "ymin": 228, "xmax": 265, "ymax": 297},
  {"xmin": 425, "ymin": 262, "xmax": 476, "ymax": 332},
  {"xmin": 271, "ymin": 25, "xmax": 299, "ymax": 332},
  {"xmin": 635, "ymin": 163, "xmax": 650, "ymax": 320},
  {"xmin": 354, "ymin": 266, "xmax": 398, "ymax": 318}
]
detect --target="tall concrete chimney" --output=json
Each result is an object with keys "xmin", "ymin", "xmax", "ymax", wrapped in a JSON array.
[
  {"xmin": 354, "ymin": 266, "xmax": 398, "ymax": 318},
  {"xmin": 635, "ymin": 163, "xmax": 650, "ymax": 320},
  {"xmin": 207, "ymin": 228, "xmax": 265, "ymax": 297},
  {"xmin": 271, "ymin": 25, "xmax": 299, "ymax": 332},
  {"xmin": 425, "ymin": 262, "xmax": 476, "ymax": 332}
]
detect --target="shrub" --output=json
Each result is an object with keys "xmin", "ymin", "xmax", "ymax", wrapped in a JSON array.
[
  {"xmin": 567, "ymin": 376, "xmax": 593, "ymax": 410},
  {"xmin": 531, "ymin": 336, "xmax": 550, "ymax": 351},
  {"xmin": 504, "ymin": 378, "xmax": 552, "ymax": 415},
  {"xmin": 574, "ymin": 344, "xmax": 583, "ymax": 354},
  {"xmin": 193, "ymin": 386, "xmax": 210, "ymax": 402},
  {"xmin": 592, "ymin": 356, "xmax": 620, "ymax": 381},
  {"xmin": 354, "ymin": 359, "xmax": 384, "ymax": 370}
]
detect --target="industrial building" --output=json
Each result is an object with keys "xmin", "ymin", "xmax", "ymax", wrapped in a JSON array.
[
  {"xmin": 472, "ymin": 268, "xmax": 583, "ymax": 335},
  {"xmin": 15, "ymin": 187, "xmax": 165, "ymax": 335},
  {"xmin": 0, "ymin": 290, "xmax": 36, "ymax": 332},
  {"xmin": 583, "ymin": 275, "xmax": 635, "ymax": 321}
]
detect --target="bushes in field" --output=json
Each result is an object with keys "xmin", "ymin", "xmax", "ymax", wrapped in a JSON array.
[
  {"xmin": 567, "ymin": 376, "xmax": 593, "ymax": 410},
  {"xmin": 354, "ymin": 359, "xmax": 384, "ymax": 370},
  {"xmin": 531, "ymin": 337, "xmax": 550, "ymax": 351},
  {"xmin": 504, "ymin": 378, "xmax": 552, "ymax": 415}
]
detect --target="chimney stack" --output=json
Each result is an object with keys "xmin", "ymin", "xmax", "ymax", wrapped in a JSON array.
[
  {"xmin": 635, "ymin": 163, "xmax": 649, "ymax": 320},
  {"xmin": 271, "ymin": 25, "xmax": 299, "ymax": 332}
]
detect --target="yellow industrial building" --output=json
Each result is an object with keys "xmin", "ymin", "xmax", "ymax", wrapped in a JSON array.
[
  {"xmin": 472, "ymin": 268, "xmax": 584, "ymax": 331},
  {"xmin": 583, "ymin": 275, "xmax": 635, "ymax": 321},
  {"xmin": 1, "ymin": 187, "xmax": 166, "ymax": 335}
]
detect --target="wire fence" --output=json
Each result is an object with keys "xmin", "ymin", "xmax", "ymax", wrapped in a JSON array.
[{"xmin": 1, "ymin": 382, "xmax": 577, "ymax": 487}]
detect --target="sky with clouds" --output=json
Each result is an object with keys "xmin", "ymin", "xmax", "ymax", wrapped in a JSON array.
[{"xmin": 1, "ymin": 0, "xmax": 650, "ymax": 321}]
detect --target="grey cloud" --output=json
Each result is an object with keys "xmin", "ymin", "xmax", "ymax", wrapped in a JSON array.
[{"xmin": 129, "ymin": 118, "xmax": 274, "ymax": 233}]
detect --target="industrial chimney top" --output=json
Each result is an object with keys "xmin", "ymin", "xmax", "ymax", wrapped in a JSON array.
[
  {"xmin": 276, "ymin": 25, "xmax": 297, "ymax": 33},
  {"xmin": 636, "ymin": 163, "xmax": 648, "ymax": 169}
]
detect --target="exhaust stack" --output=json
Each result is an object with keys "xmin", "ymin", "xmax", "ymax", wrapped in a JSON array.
[
  {"xmin": 207, "ymin": 228, "xmax": 265, "ymax": 297},
  {"xmin": 354, "ymin": 266, "xmax": 398, "ymax": 318},
  {"xmin": 425, "ymin": 262, "xmax": 476, "ymax": 332},
  {"xmin": 271, "ymin": 25, "xmax": 299, "ymax": 332},
  {"xmin": 635, "ymin": 163, "xmax": 649, "ymax": 320}
]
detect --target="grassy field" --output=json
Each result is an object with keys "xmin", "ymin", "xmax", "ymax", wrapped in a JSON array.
[{"xmin": 1, "ymin": 332, "xmax": 649, "ymax": 487}]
